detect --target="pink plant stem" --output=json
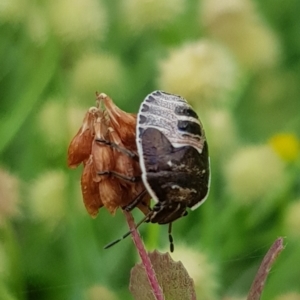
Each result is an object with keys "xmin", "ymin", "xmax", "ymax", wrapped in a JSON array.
[
  {"xmin": 247, "ymin": 237, "xmax": 284, "ymax": 300},
  {"xmin": 124, "ymin": 211, "xmax": 164, "ymax": 300}
]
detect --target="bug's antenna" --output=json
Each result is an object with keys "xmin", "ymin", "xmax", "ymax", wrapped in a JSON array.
[
  {"xmin": 104, "ymin": 214, "xmax": 149, "ymax": 249},
  {"xmin": 168, "ymin": 222, "xmax": 174, "ymax": 253}
]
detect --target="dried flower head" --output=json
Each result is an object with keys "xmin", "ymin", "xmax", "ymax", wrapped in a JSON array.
[{"xmin": 67, "ymin": 93, "xmax": 150, "ymax": 217}]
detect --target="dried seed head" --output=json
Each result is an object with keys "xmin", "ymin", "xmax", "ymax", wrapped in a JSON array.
[
  {"xmin": 97, "ymin": 93, "xmax": 137, "ymax": 147},
  {"xmin": 68, "ymin": 92, "xmax": 151, "ymax": 218},
  {"xmin": 67, "ymin": 107, "xmax": 99, "ymax": 168},
  {"xmin": 81, "ymin": 155, "xmax": 103, "ymax": 217}
]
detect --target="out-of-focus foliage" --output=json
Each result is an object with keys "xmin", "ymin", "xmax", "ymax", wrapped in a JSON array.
[{"xmin": 0, "ymin": 0, "xmax": 300, "ymax": 299}]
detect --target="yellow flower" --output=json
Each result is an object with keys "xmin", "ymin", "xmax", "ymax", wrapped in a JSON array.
[{"xmin": 269, "ymin": 133, "xmax": 300, "ymax": 162}]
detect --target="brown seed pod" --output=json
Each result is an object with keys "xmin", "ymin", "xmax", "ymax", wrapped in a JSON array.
[
  {"xmin": 68, "ymin": 93, "xmax": 151, "ymax": 218},
  {"xmin": 92, "ymin": 116, "xmax": 115, "ymax": 180},
  {"xmin": 68, "ymin": 107, "xmax": 99, "ymax": 168},
  {"xmin": 97, "ymin": 93, "xmax": 137, "ymax": 147},
  {"xmin": 108, "ymin": 127, "xmax": 136, "ymax": 178},
  {"xmin": 81, "ymin": 155, "xmax": 103, "ymax": 217},
  {"xmin": 99, "ymin": 177, "xmax": 124, "ymax": 215}
]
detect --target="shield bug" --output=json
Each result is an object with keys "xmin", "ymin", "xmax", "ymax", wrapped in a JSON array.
[
  {"xmin": 136, "ymin": 91, "xmax": 210, "ymax": 226},
  {"xmin": 103, "ymin": 91, "xmax": 210, "ymax": 252}
]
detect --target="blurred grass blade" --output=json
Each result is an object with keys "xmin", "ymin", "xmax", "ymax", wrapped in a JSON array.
[{"xmin": 0, "ymin": 40, "xmax": 59, "ymax": 154}]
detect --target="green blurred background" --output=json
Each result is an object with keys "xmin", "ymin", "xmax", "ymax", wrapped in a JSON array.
[{"xmin": 1, "ymin": 0, "xmax": 300, "ymax": 299}]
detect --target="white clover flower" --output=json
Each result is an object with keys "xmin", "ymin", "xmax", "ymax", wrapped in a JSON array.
[
  {"xmin": 222, "ymin": 297, "xmax": 246, "ymax": 300},
  {"xmin": 121, "ymin": 0, "xmax": 185, "ymax": 32},
  {"xmin": 37, "ymin": 100, "xmax": 67, "ymax": 151},
  {"xmin": 37, "ymin": 99, "xmax": 88, "ymax": 152},
  {"xmin": 201, "ymin": 0, "xmax": 281, "ymax": 70},
  {"xmin": 0, "ymin": 169, "xmax": 20, "ymax": 225},
  {"xmin": 158, "ymin": 40, "xmax": 239, "ymax": 109},
  {"xmin": 0, "ymin": 0, "xmax": 27, "ymax": 24},
  {"xmin": 274, "ymin": 293, "xmax": 300, "ymax": 300},
  {"xmin": 25, "ymin": 5, "xmax": 49, "ymax": 46},
  {"xmin": 71, "ymin": 53, "xmax": 125, "ymax": 102},
  {"xmin": 47, "ymin": 0, "xmax": 107, "ymax": 43},
  {"xmin": 224, "ymin": 145, "xmax": 286, "ymax": 205},
  {"xmin": 85, "ymin": 285, "xmax": 118, "ymax": 300},
  {"xmin": 283, "ymin": 200, "xmax": 300, "ymax": 238},
  {"xmin": 170, "ymin": 245, "xmax": 218, "ymax": 300},
  {"xmin": 202, "ymin": 109, "xmax": 238, "ymax": 158},
  {"xmin": 27, "ymin": 170, "xmax": 67, "ymax": 229}
]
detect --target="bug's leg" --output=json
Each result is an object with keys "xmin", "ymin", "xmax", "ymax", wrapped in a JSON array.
[
  {"xmin": 95, "ymin": 138, "xmax": 139, "ymax": 161},
  {"xmin": 104, "ymin": 213, "xmax": 150, "ymax": 249},
  {"xmin": 168, "ymin": 223, "xmax": 174, "ymax": 253},
  {"xmin": 123, "ymin": 189, "xmax": 148, "ymax": 212},
  {"xmin": 98, "ymin": 170, "xmax": 141, "ymax": 183}
]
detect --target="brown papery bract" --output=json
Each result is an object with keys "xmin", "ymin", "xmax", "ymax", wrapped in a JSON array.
[
  {"xmin": 68, "ymin": 107, "xmax": 99, "ymax": 168},
  {"xmin": 109, "ymin": 127, "xmax": 136, "ymax": 178},
  {"xmin": 92, "ymin": 118, "xmax": 115, "ymax": 178},
  {"xmin": 68, "ymin": 92, "xmax": 150, "ymax": 218},
  {"xmin": 97, "ymin": 93, "xmax": 137, "ymax": 147},
  {"xmin": 99, "ymin": 177, "xmax": 124, "ymax": 214},
  {"xmin": 81, "ymin": 155, "xmax": 103, "ymax": 217}
]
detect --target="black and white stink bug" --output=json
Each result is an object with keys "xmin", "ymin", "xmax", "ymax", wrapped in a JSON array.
[
  {"xmin": 104, "ymin": 91, "xmax": 210, "ymax": 251},
  {"xmin": 137, "ymin": 91, "xmax": 210, "ymax": 225}
]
